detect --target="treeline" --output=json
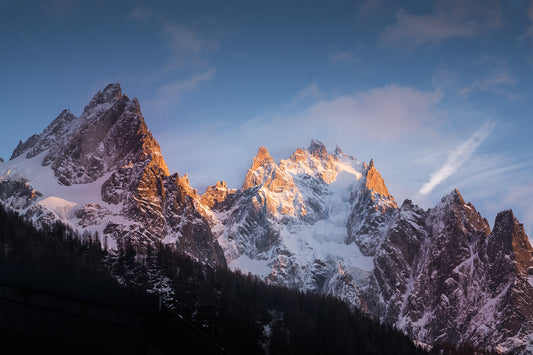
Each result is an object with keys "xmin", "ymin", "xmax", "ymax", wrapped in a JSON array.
[
  {"xmin": 0, "ymin": 206, "xmax": 115, "ymax": 284},
  {"xmin": 112, "ymin": 240, "xmax": 427, "ymax": 354},
  {"xmin": 0, "ymin": 205, "xmax": 493, "ymax": 354}
]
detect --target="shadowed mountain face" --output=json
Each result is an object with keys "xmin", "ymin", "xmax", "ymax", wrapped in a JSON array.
[
  {"xmin": 367, "ymin": 191, "xmax": 533, "ymax": 352},
  {"xmin": 1, "ymin": 83, "xmax": 532, "ymax": 352}
]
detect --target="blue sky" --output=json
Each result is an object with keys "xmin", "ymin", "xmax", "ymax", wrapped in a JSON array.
[{"xmin": 1, "ymin": 0, "xmax": 533, "ymax": 235}]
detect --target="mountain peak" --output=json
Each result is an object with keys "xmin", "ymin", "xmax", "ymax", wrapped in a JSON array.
[
  {"xmin": 308, "ymin": 139, "xmax": 327, "ymax": 159},
  {"xmin": 101, "ymin": 83, "xmax": 122, "ymax": 100},
  {"xmin": 241, "ymin": 146, "xmax": 279, "ymax": 190},
  {"xmin": 251, "ymin": 146, "xmax": 274, "ymax": 170},
  {"xmin": 440, "ymin": 188, "xmax": 466, "ymax": 206},
  {"xmin": 491, "ymin": 209, "xmax": 533, "ymax": 273},
  {"xmin": 334, "ymin": 145, "xmax": 344, "ymax": 156},
  {"xmin": 83, "ymin": 83, "xmax": 123, "ymax": 115},
  {"xmin": 10, "ymin": 109, "xmax": 78, "ymax": 160}
]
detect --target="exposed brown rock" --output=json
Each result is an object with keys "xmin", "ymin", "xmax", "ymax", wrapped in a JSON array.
[
  {"xmin": 364, "ymin": 159, "xmax": 392, "ymax": 199},
  {"xmin": 200, "ymin": 181, "xmax": 236, "ymax": 208}
]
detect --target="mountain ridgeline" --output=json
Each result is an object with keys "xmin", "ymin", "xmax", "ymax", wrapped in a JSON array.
[{"xmin": 1, "ymin": 83, "xmax": 532, "ymax": 353}]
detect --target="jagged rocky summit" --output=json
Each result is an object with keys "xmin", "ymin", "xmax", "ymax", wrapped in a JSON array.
[
  {"xmin": 0, "ymin": 83, "xmax": 225, "ymax": 267},
  {"xmin": 1, "ymin": 83, "xmax": 532, "ymax": 353}
]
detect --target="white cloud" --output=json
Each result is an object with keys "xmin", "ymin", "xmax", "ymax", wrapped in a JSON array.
[
  {"xmin": 419, "ymin": 121, "xmax": 495, "ymax": 195},
  {"xmin": 293, "ymin": 84, "xmax": 441, "ymax": 142},
  {"xmin": 381, "ymin": 0, "xmax": 501, "ymax": 49}
]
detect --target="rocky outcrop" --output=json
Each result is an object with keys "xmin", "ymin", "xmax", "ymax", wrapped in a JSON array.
[
  {"xmin": 346, "ymin": 159, "xmax": 397, "ymax": 256},
  {"xmin": 0, "ymin": 179, "xmax": 42, "ymax": 210},
  {"xmin": 200, "ymin": 181, "xmax": 235, "ymax": 208}
]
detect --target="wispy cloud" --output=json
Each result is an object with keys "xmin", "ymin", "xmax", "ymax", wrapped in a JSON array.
[
  {"xmin": 433, "ymin": 57, "xmax": 520, "ymax": 101},
  {"xmin": 356, "ymin": 0, "xmax": 384, "ymax": 20},
  {"xmin": 164, "ymin": 23, "xmax": 219, "ymax": 55},
  {"xmin": 519, "ymin": 0, "xmax": 533, "ymax": 42},
  {"xmin": 147, "ymin": 68, "xmax": 215, "ymax": 113},
  {"xmin": 329, "ymin": 50, "xmax": 358, "ymax": 64},
  {"xmin": 381, "ymin": 0, "xmax": 501, "ymax": 49},
  {"xmin": 282, "ymin": 82, "xmax": 323, "ymax": 110},
  {"xmin": 459, "ymin": 68, "xmax": 519, "ymax": 100},
  {"xmin": 126, "ymin": 3, "xmax": 224, "ymax": 72},
  {"xmin": 419, "ymin": 121, "xmax": 495, "ymax": 195},
  {"xmin": 126, "ymin": 3, "xmax": 226, "ymax": 111},
  {"xmin": 127, "ymin": 2, "xmax": 152, "ymax": 20}
]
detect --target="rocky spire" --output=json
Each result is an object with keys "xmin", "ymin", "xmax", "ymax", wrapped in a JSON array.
[
  {"xmin": 82, "ymin": 83, "xmax": 123, "ymax": 116},
  {"xmin": 251, "ymin": 146, "xmax": 274, "ymax": 170},
  {"xmin": 489, "ymin": 209, "xmax": 533, "ymax": 273},
  {"xmin": 334, "ymin": 145, "xmax": 345, "ymax": 156},
  {"xmin": 200, "ymin": 181, "xmax": 236, "ymax": 208},
  {"xmin": 91, "ymin": 83, "xmax": 122, "ymax": 105},
  {"xmin": 363, "ymin": 159, "xmax": 392, "ymax": 199},
  {"xmin": 308, "ymin": 139, "xmax": 328, "ymax": 159},
  {"xmin": 242, "ymin": 146, "xmax": 278, "ymax": 190}
]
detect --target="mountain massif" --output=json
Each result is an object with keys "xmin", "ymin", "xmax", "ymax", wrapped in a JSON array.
[{"xmin": 1, "ymin": 83, "xmax": 532, "ymax": 353}]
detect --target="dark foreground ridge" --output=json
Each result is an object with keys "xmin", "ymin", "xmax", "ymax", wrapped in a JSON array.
[{"xmin": 0, "ymin": 263, "xmax": 226, "ymax": 354}]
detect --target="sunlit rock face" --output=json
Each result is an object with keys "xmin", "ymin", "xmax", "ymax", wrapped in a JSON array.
[
  {"xmin": 346, "ymin": 159, "xmax": 397, "ymax": 256},
  {"xmin": 0, "ymin": 83, "xmax": 224, "ymax": 267},
  {"xmin": 200, "ymin": 181, "xmax": 236, "ymax": 209}
]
